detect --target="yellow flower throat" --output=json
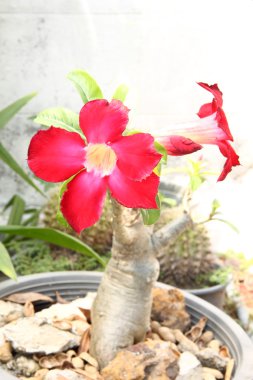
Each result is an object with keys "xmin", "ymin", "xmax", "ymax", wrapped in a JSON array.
[{"xmin": 85, "ymin": 143, "xmax": 117, "ymax": 176}]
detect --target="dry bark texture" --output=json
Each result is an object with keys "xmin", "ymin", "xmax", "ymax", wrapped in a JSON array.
[{"xmin": 90, "ymin": 201, "xmax": 192, "ymax": 369}]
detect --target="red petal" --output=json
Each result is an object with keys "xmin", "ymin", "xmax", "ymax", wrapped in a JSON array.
[
  {"xmin": 197, "ymin": 101, "xmax": 215, "ymax": 118},
  {"xmin": 198, "ymin": 105, "xmax": 233, "ymax": 141},
  {"xmin": 28, "ymin": 127, "xmax": 86, "ymax": 182},
  {"xmin": 197, "ymin": 82, "xmax": 223, "ymax": 107},
  {"xmin": 157, "ymin": 136, "xmax": 202, "ymax": 156},
  {"xmin": 79, "ymin": 99, "xmax": 129, "ymax": 144},
  {"xmin": 216, "ymin": 108, "xmax": 233, "ymax": 141},
  {"xmin": 217, "ymin": 141, "xmax": 240, "ymax": 181},
  {"xmin": 111, "ymin": 133, "xmax": 162, "ymax": 181},
  {"xmin": 108, "ymin": 168, "xmax": 159, "ymax": 209},
  {"xmin": 61, "ymin": 171, "xmax": 108, "ymax": 232}
]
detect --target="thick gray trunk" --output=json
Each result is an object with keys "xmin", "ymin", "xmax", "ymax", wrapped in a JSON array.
[
  {"xmin": 90, "ymin": 202, "xmax": 159, "ymax": 369},
  {"xmin": 90, "ymin": 201, "xmax": 192, "ymax": 369}
]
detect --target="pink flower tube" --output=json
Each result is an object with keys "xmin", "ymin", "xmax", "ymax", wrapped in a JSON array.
[{"xmin": 156, "ymin": 83, "xmax": 240, "ymax": 181}]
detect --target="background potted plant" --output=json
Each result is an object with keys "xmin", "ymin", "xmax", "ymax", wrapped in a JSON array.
[{"xmin": 157, "ymin": 159, "xmax": 237, "ymax": 308}]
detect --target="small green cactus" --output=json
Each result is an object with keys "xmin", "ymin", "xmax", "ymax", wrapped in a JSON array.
[{"xmin": 155, "ymin": 207, "xmax": 219, "ymax": 288}]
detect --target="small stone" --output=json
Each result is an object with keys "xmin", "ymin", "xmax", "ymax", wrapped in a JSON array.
[
  {"xmin": 34, "ymin": 368, "xmax": 49, "ymax": 379},
  {"xmin": 36, "ymin": 303, "xmax": 86, "ymax": 322},
  {"xmin": 71, "ymin": 292, "xmax": 97, "ymax": 310},
  {"xmin": 185, "ymin": 317, "xmax": 207, "ymax": 342},
  {"xmin": 75, "ymin": 367, "xmax": 102, "ymax": 380},
  {"xmin": 203, "ymin": 374, "xmax": 216, "ymax": 380},
  {"xmin": 178, "ymin": 351, "xmax": 201, "ymax": 375},
  {"xmin": 0, "ymin": 300, "xmax": 23, "ymax": 326},
  {"xmin": 219, "ymin": 345, "xmax": 230, "ymax": 358},
  {"xmin": 0, "ymin": 339, "xmax": 12, "ymax": 363},
  {"xmin": 44, "ymin": 369, "xmax": 86, "ymax": 380},
  {"xmin": 198, "ymin": 331, "xmax": 214, "ymax": 347},
  {"xmin": 79, "ymin": 352, "xmax": 98, "ymax": 368},
  {"xmin": 39, "ymin": 353, "xmax": 69, "ymax": 369},
  {"xmin": 52, "ymin": 320, "xmax": 72, "ymax": 331},
  {"xmin": 152, "ymin": 288, "xmax": 191, "ymax": 332},
  {"xmin": 67, "ymin": 350, "xmax": 77, "ymax": 359},
  {"xmin": 174, "ymin": 330, "xmax": 199, "ymax": 355},
  {"xmin": 72, "ymin": 356, "xmax": 84, "ymax": 369},
  {"xmin": 176, "ymin": 366, "xmax": 203, "ymax": 380},
  {"xmin": 71, "ymin": 320, "xmax": 90, "ymax": 335},
  {"xmin": 102, "ymin": 340, "xmax": 179, "ymax": 380},
  {"xmin": 2, "ymin": 317, "xmax": 80, "ymax": 354},
  {"xmin": 197, "ymin": 348, "xmax": 228, "ymax": 372},
  {"xmin": 208, "ymin": 340, "xmax": 221, "ymax": 351},
  {"xmin": 0, "ymin": 331, "xmax": 12, "ymax": 363},
  {"xmin": 85, "ymin": 364, "xmax": 98, "ymax": 374},
  {"xmin": 150, "ymin": 320, "xmax": 161, "ymax": 333},
  {"xmin": 151, "ymin": 333, "xmax": 161, "ymax": 340},
  {"xmin": 203, "ymin": 367, "xmax": 223, "ymax": 379},
  {"xmin": 158, "ymin": 326, "xmax": 176, "ymax": 342},
  {"xmin": 7, "ymin": 355, "xmax": 39, "ymax": 376},
  {"xmin": 23, "ymin": 301, "xmax": 35, "ymax": 317}
]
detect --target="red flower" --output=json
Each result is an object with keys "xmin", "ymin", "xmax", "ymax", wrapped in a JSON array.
[
  {"xmin": 28, "ymin": 100, "xmax": 162, "ymax": 232},
  {"xmin": 156, "ymin": 83, "xmax": 240, "ymax": 181}
]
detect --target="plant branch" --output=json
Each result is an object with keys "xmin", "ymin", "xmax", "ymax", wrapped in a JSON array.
[
  {"xmin": 110, "ymin": 199, "xmax": 151, "ymax": 254},
  {"xmin": 152, "ymin": 212, "xmax": 193, "ymax": 252}
]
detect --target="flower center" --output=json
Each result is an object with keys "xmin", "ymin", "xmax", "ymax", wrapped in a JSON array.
[{"xmin": 85, "ymin": 143, "xmax": 117, "ymax": 176}]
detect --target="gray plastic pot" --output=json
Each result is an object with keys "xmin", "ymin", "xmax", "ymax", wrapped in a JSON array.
[
  {"xmin": 0, "ymin": 271, "xmax": 252, "ymax": 380},
  {"xmin": 188, "ymin": 282, "xmax": 227, "ymax": 309}
]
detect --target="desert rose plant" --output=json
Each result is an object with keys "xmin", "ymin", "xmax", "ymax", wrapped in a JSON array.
[{"xmin": 27, "ymin": 70, "xmax": 239, "ymax": 368}]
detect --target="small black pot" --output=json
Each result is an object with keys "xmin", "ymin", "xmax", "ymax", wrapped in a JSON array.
[
  {"xmin": 0, "ymin": 271, "xmax": 252, "ymax": 380},
  {"xmin": 188, "ymin": 282, "xmax": 227, "ymax": 309}
]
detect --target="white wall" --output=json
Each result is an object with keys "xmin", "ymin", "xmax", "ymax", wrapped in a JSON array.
[{"xmin": 0, "ymin": 0, "xmax": 253, "ymax": 255}]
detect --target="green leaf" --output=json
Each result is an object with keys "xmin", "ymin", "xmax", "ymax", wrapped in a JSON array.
[
  {"xmin": 153, "ymin": 162, "xmax": 162, "ymax": 176},
  {"xmin": 56, "ymin": 209, "xmax": 70, "ymax": 228},
  {"xmin": 154, "ymin": 141, "xmax": 167, "ymax": 164},
  {"xmin": 112, "ymin": 84, "xmax": 128, "ymax": 103},
  {"xmin": 161, "ymin": 197, "xmax": 177, "ymax": 207},
  {"xmin": 0, "ymin": 92, "xmax": 37, "ymax": 130},
  {"xmin": 59, "ymin": 175, "xmax": 76, "ymax": 198},
  {"xmin": 0, "ymin": 226, "xmax": 106, "ymax": 267},
  {"xmin": 7, "ymin": 195, "xmax": 26, "ymax": 225},
  {"xmin": 141, "ymin": 194, "xmax": 161, "ymax": 225},
  {"xmin": 125, "ymin": 129, "xmax": 141, "ymax": 136},
  {"xmin": 0, "ymin": 242, "xmax": 17, "ymax": 280},
  {"xmin": 190, "ymin": 175, "xmax": 204, "ymax": 192},
  {"xmin": 211, "ymin": 218, "xmax": 239, "ymax": 233},
  {"xmin": 22, "ymin": 210, "xmax": 40, "ymax": 226},
  {"xmin": 0, "ymin": 143, "xmax": 45, "ymax": 197},
  {"xmin": 3, "ymin": 195, "xmax": 26, "ymax": 244},
  {"xmin": 56, "ymin": 176, "xmax": 76, "ymax": 228},
  {"xmin": 3, "ymin": 195, "xmax": 16, "ymax": 212},
  {"xmin": 67, "ymin": 70, "xmax": 103, "ymax": 104},
  {"xmin": 34, "ymin": 107, "xmax": 81, "ymax": 134},
  {"xmin": 211, "ymin": 199, "xmax": 221, "ymax": 213}
]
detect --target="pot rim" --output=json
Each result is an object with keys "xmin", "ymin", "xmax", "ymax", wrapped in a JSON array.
[{"xmin": 186, "ymin": 281, "xmax": 227, "ymax": 294}]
